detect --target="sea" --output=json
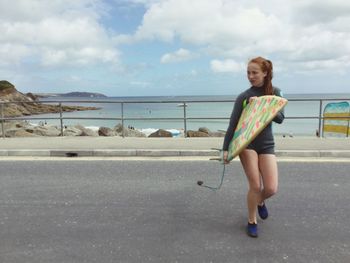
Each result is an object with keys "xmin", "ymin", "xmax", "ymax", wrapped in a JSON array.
[{"xmin": 36, "ymin": 93, "xmax": 350, "ymax": 137}]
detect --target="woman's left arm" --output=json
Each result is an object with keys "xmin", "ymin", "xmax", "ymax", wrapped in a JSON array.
[{"xmin": 273, "ymin": 88, "xmax": 285, "ymax": 124}]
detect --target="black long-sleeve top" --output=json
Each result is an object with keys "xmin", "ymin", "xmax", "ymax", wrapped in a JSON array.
[{"xmin": 222, "ymin": 86, "xmax": 285, "ymax": 151}]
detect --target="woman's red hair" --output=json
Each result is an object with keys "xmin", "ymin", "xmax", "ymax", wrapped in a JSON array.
[{"xmin": 249, "ymin": 57, "xmax": 273, "ymax": 95}]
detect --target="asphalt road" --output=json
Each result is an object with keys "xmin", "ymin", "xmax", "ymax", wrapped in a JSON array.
[{"xmin": 0, "ymin": 159, "xmax": 349, "ymax": 263}]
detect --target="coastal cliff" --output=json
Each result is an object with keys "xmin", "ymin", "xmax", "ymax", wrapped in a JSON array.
[{"xmin": 0, "ymin": 80, "xmax": 99, "ymax": 117}]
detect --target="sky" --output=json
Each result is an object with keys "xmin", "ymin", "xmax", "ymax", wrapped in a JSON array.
[{"xmin": 1, "ymin": 0, "xmax": 350, "ymax": 96}]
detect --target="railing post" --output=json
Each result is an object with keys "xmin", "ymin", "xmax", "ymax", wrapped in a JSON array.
[
  {"xmin": 183, "ymin": 102, "xmax": 187, "ymax": 138},
  {"xmin": 59, "ymin": 103, "xmax": 64, "ymax": 136},
  {"xmin": 318, "ymin": 100, "xmax": 323, "ymax": 138},
  {"xmin": 347, "ymin": 112, "xmax": 350, "ymax": 138},
  {"xmin": 1, "ymin": 103, "xmax": 5, "ymax": 138},
  {"xmin": 121, "ymin": 102, "xmax": 125, "ymax": 138}
]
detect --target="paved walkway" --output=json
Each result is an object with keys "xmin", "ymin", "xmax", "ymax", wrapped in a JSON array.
[{"xmin": 0, "ymin": 136, "xmax": 349, "ymax": 158}]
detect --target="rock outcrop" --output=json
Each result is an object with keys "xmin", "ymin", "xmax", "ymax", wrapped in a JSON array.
[
  {"xmin": 0, "ymin": 80, "xmax": 99, "ymax": 117},
  {"xmin": 148, "ymin": 129, "xmax": 173, "ymax": 137},
  {"xmin": 1, "ymin": 121, "xmax": 60, "ymax": 137},
  {"xmin": 186, "ymin": 130, "xmax": 210, "ymax": 137},
  {"xmin": 0, "ymin": 119, "xmax": 154, "ymax": 138},
  {"xmin": 186, "ymin": 127, "xmax": 225, "ymax": 137},
  {"xmin": 0, "ymin": 121, "xmax": 106, "ymax": 137},
  {"xmin": 113, "ymin": 124, "xmax": 146, "ymax": 137},
  {"xmin": 98, "ymin": 127, "xmax": 115, "ymax": 136}
]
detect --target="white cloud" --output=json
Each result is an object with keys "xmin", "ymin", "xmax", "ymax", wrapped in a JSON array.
[
  {"xmin": 132, "ymin": 0, "xmax": 350, "ymax": 73},
  {"xmin": 0, "ymin": 44, "xmax": 31, "ymax": 66},
  {"xmin": 134, "ymin": 0, "xmax": 286, "ymax": 46},
  {"xmin": 160, "ymin": 48, "xmax": 197, "ymax": 64},
  {"xmin": 291, "ymin": 0, "xmax": 350, "ymax": 25},
  {"xmin": 0, "ymin": 0, "xmax": 120, "ymax": 68},
  {"xmin": 0, "ymin": 0, "xmax": 106, "ymax": 22},
  {"xmin": 211, "ymin": 59, "xmax": 244, "ymax": 73}
]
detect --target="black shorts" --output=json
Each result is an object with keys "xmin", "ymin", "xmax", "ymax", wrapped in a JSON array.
[{"xmin": 246, "ymin": 141, "xmax": 275, "ymax": 155}]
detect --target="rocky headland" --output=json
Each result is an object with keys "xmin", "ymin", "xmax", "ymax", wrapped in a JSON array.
[{"xmin": 0, "ymin": 80, "xmax": 99, "ymax": 117}]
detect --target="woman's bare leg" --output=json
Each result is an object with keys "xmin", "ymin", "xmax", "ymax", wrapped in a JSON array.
[
  {"xmin": 258, "ymin": 154, "xmax": 278, "ymax": 204},
  {"xmin": 239, "ymin": 149, "xmax": 261, "ymax": 224}
]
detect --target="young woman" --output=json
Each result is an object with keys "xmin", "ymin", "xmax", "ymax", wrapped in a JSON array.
[{"xmin": 222, "ymin": 57, "xmax": 285, "ymax": 238}]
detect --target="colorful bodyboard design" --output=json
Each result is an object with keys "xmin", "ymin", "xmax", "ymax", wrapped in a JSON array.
[
  {"xmin": 323, "ymin": 101, "xmax": 350, "ymax": 137},
  {"xmin": 227, "ymin": 95, "xmax": 288, "ymax": 161}
]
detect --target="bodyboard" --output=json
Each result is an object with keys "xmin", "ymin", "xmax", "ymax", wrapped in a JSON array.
[
  {"xmin": 227, "ymin": 95, "xmax": 288, "ymax": 161},
  {"xmin": 323, "ymin": 101, "xmax": 350, "ymax": 137}
]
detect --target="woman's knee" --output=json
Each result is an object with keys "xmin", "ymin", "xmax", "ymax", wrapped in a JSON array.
[
  {"xmin": 248, "ymin": 183, "xmax": 262, "ymax": 194},
  {"xmin": 264, "ymin": 186, "xmax": 278, "ymax": 198}
]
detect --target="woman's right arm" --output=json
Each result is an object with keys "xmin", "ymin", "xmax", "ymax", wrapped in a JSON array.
[{"xmin": 222, "ymin": 94, "xmax": 245, "ymax": 154}]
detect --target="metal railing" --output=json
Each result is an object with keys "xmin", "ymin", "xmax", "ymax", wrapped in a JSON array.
[
  {"xmin": 1, "ymin": 98, "xmax": 349, "ymax": 138},
  {"xmin": 285, "ymin": 98, "xmax": 349, "ymax": 137}
]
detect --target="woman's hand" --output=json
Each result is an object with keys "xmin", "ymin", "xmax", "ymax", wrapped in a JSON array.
[
  {"xmin": 223, "ymin": 151, "xmax": 230, "ymax": 164},
  {"xmin": 249, "ymin": 96, "xmax": 257, "ymax": 103}
]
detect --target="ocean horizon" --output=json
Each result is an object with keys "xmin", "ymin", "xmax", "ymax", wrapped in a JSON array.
[
  {"xmin": 35, "ymin": 93, "xmax": 350, "ymax": 137},
  {"xmin": 41, "ymin": 92, "xmax": 350, "ymax": 100}
]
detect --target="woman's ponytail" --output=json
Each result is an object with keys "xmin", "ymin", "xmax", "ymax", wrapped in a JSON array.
[{"xmin": 265, "ymin": 59, "xmax": 273, "ymax": 95}]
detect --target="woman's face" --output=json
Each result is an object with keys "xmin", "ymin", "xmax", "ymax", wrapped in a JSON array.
[{"xmin": 247, "ymin": 62, "xmax": 267, "ymax": 87}]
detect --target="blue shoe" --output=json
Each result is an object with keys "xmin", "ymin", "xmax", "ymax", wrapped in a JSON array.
[
  {"xmin": 258, "ymin": 202, "xmax": 268, "ymax": 220},
  {"xmin": 246, "ymin": 222, "xmax": 258, "ymax": 238}
]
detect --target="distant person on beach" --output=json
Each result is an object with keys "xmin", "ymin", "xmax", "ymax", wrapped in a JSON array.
[{"xmin": 222, "ymin": 56, "xmax": 285, "ymax": 238}]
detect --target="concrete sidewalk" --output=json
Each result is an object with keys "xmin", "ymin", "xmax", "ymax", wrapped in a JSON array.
[{"xmin": 0, "ymin": 136, "xmax": 349, "ymax": 158}]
